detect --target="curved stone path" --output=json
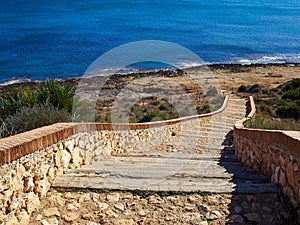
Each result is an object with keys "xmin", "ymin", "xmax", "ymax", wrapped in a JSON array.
[
  {"xmin": 53, "ymin": 97, "xmax": 278, "ymax": 194},
  {"xmin": 32, "ymin": 96, "xmax": 295, "ymax": 225}
]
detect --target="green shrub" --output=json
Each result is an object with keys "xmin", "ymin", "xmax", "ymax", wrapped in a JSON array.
[
  {"xmin": 270, "ymin": 88, "xmax": 279, "ymax": 93},
  {"xmin": 72, "ymin": 97, "xmax": 96, "ymax": 122},
  {"xmin": 0, "ymin": 80, "xmax": 75, "ymax": 120},
  {"xmin": 238, "ymin": 84, "xmax": 262, "ymax": 93},
  {"xmin": 282, "ymin": 87, "xmax": 300, "ymax": 101},
  {"xmin": 249, "ymin": 84, "xmax": 261, "ymax": 93},
  {"xmin": 2, "ymin": 104, "xmax": 71, "ymax": 137},
  {"xmin": 197, "ymin": 104, "xmax": 211, "ymax": 114},
  {"xmin": 158, "ymin": 104, "xmax": 168, "ymax": 111},
  {"xmin": 238, "ymin": 85, "xmax": 246, "ymax": 92},
  {"xmin": 276, "ymin": 105, "xmax": 300, "ymax": 120},
  {"xmin": 209, "ymin": 95, "xmax": 224, "ymax": 111},
  {"xmin": 0, "ymin": 118, "xmax": 9, "ymax": 138},
  {"xmin": 0, "ymin": 89, "xmax": 23, "ymax": 118},
  {"xmin": 206, "ymin": 86, "xmax": 218, "ymax": 97},
  {"xmin": 37, "ymin": 80, "xmax": 75, "ymax": 112},
  {"xmin": 244, "ymin": 117, "xmax": 272, "ymax": 130},
  {"xmin": 139, "ymin": 112, "xmax": 156, "ymax": 123},
  {"xmin": 258, "ymin": 104, "xmax": 273, "ymax": 116},
  {"xmin": 283, "ymin": 78, "xmax": 300, "ymax": 91},
  {"xmin": 151, "ymin": 100, "xmax": 160, "ymax": 106}
]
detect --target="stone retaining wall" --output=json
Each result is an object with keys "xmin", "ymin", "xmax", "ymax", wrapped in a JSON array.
[
  {"xmin": 0, "ymin": 96, "xmax": 229, "ymax": 224},
  {"xmin": 0, "ymin": 131, "xmax": 100, "ymax": 224},
  {"xmin": 234, "ymin": 96, "xmax": 300, "ymax": 213}
]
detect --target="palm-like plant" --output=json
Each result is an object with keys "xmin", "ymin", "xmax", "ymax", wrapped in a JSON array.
[
  {"xmin": 0, "ymin": 80, "xmax": 76, "ymax": 137},
  {"xmin": 0, "ymin": 89, "xmax": 22, "ymax": 118},
  {"xmin": 43, "ymin": 80, "xmax": 75, "ymax": 113}
]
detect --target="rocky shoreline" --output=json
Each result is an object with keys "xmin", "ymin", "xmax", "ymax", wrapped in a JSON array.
[{"xmin": 1, "ymin": 62, "xmax": 299, "ymax": 91}]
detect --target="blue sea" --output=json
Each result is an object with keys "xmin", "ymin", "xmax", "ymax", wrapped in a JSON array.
[{"xmin": 1, "ymin": 0, "xmax": 300, "ymax": 84}]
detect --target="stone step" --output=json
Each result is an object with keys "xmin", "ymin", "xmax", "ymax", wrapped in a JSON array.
[
  {"xmin": 225, "ymin": 110, "xmax": 246, "ymax": 118},
  {"xmin": 206, "ymin": 120, "xmax": 236, "ymax": 124},
  {"xmin": 53, "ymin": 175, "xmax": 278, "ymax": 194},
  {"xmin": 227, "ymin": 104, "xmax": 246, "ymax": 108},
  {"xmin": 122, "ymin": 151, "xmax": 235, "ymax": 158},
  {"xmin": 221, "ymin": 116, "xmax": 244, "ymax": 120},
  {"xmin": 226, "ymin": 104, "xmax": 245, "ymax": 108},
  {"xmin": 175, "ymin": 135, "xmax": 230, "ymax": 143},
  {"xmin": 177, "ymin": 134, "xmax": 227, "ymax": 140},
  {"xmin": 83, "ymin": 156, "xmax": 267, "ymax": 180},
  {"xmin": 225, "ymin": 114, "xmax": 245, "ymax": 117},
  {"xmin": 113, "ymin": 153, "xmax": 239, "ymax": 161},
  {"xmin": 204, "ymin": 121, "xmax": 237, "ymax": 125},
  {"xmin": 183, "ymin": 127, "xmax": 233, "ymax": 134},
  {"xmin": 227, "ymin": 103, "xmax": 246, "ymax": 106},
  {"xmin": 225, "ymin": 110, "xmax": 246, "ymax": 114},
  {"xmin": 226, "ymin": 105, "xmax": 246, "ymax": 109},
  {"xmin": 226, "ymin": 106, "xmax": 246, "ymax": 111},
  {"xmin": 163, "ymin": 141, "xmax": 225, "ymax": 149},
  {"xmin": 227, "ymin": 99, "xmax": 246, "ymax": 103},
  {"xmin": 200, "ymin": 125, "xmax": 233, "ymax": 130},
  {"xmin": 202, "ymin": 122, "xmax": 234, "ymax": 127},
  {"xmin": 185, "ymin": 127, "xmax": 225, "ymax": 134},
  {"xmin": 143, "ymin": 142, "xmax": 234, "ymax": 154},
  {"xmin": 224, "ymin": 114, "xmax": 246, "ymax": 118},
  {"xmin": 63, "ymin": 167, "xmax": 268, "ymax": 183},
  {"xmin": 219, "ymin": 147, "xmax": 235, "ymax": 155},
  {"xmin": 219, "ymin": 109, "xmax": 244, "ymax": 112},
  {"xmin": 227, "ymin": 102, "xmax": 246, "ymax": 105},
  {"xmin": 181, "ymin": 130, "xmax": 228, "ymax": 135}
]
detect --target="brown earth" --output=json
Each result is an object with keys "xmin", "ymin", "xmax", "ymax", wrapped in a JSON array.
[{"xmin": 208, "ymin": 63, "xmax": 300, "ymax": 91}]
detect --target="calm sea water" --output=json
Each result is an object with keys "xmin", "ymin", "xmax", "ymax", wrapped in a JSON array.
[{"xmin": 1, "ymin": 0, "xmax": 300, "ymax": 83}]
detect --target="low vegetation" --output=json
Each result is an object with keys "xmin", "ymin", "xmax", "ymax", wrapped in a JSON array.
[
  {"xmin": 97, "ymin": 86, "xmax": 224, "ymax": 123},
  {"xmin": 0, "ymin": 75, "xmax": 224, "ymax": 137},
  {"xmin": 238, "ymin": 78, "xmax": 300, "ymax": 130},
  {"xmin": 0, "ymin": 80, "xmax": 75, "ymax": 138}
]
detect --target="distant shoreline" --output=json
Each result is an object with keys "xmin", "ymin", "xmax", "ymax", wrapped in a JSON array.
[{"xmin": 0, "ymin": 62, "xmax": 299, "ymax": 90}]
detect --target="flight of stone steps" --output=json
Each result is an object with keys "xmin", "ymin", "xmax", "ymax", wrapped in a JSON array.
[{"xmin": 53, "ymin": 96, "xmax": 279, "ymax": 194}]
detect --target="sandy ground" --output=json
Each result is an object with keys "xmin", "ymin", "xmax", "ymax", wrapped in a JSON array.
[{"xmin": 206, "ymin": 63, "xmax": 300, "ymax": 91}]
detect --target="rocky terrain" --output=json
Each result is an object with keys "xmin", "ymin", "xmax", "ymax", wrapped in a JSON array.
[{"xmin": 29, "ymin": 189, "xmax": 294, "ymax": 225}]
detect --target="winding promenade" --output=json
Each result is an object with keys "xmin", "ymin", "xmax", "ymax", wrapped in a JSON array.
[
  {"xmin": 26, "ymin": 96, "xmax": 295, "ymax": 224},
  {"xmin": 53, "ymin": 97, "xmax": 278, "ymax": 194}
]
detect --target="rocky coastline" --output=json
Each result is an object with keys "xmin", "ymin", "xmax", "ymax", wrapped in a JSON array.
[{"xmin": 1, "ymin": 62, "xmax": 299, "ymax": 92}]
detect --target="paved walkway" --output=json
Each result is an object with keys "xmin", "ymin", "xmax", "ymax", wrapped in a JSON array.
[{"xmin": 53, "ymin": 97, "xmax": 279, "ymax": 194}]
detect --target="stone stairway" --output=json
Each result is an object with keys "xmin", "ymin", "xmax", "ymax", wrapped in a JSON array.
[{"xmin": 53, "ymin": 96, "xmax": 279, "ymax": 194}]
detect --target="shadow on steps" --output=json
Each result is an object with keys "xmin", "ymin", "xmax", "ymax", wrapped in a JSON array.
[{"xmin": 217, "ymin": 129, "xmax": 297, "ymax": 224}]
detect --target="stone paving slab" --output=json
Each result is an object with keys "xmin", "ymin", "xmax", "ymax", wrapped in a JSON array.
[{"xmin": 53, "ymin": 175, "xmax": 279, "ymax": 193}]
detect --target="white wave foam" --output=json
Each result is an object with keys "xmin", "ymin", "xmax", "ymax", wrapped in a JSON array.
[
  {"xmin": 232, "ymin": 54, "xmax": 300, "ymax": 65},
  {"xmin": 173, "ymin": 61, "xmax": 205, "ymax": 69},
  {"xmin": 0, "ymin": 78, "xmax": 33, "ymax": 86}
]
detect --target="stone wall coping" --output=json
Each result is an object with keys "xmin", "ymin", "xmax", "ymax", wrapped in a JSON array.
[
  {"xmin": 0, "ymin": 95, "xmax": 229, "ymax": 166},
  {"xmin": 88, "ymin": 95, "xmax": 229, "ymax": 129},
  {"xmin": 234, "ymin": 96, "xmax": 255, "ymax": 129}
]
